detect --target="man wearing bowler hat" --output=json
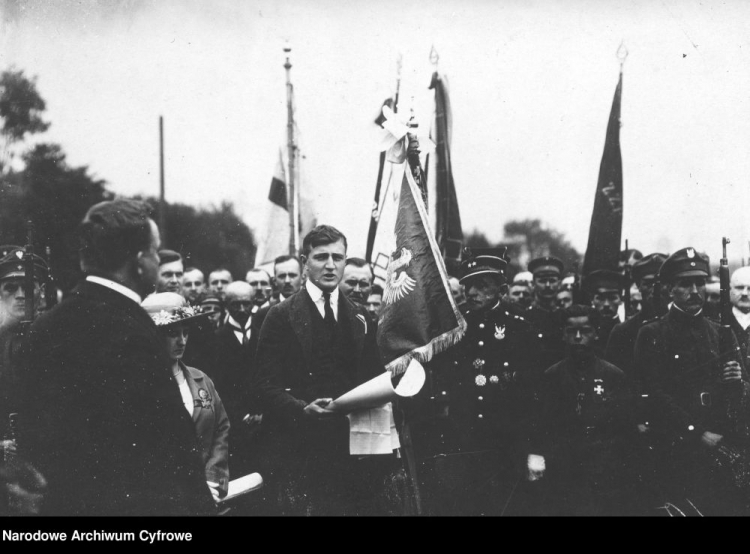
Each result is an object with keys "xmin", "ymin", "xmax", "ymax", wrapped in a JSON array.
[
  {"xmin": 634, "ymin": 247, "xmax": 749, "ymax": 515},
  {"xmin": 411, "ymin": 251, "xmax": 541, "ymax": 515}
]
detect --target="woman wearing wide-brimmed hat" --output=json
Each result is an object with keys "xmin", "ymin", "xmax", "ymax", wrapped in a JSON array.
[{"xmin": 142, "ymin": 292, "xmax": 230, "ymax": 501}]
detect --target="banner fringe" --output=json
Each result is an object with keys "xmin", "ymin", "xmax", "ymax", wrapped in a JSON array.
[{"xmin": 386, "ymin": 319, "xmax": 466, "ymax": 377}]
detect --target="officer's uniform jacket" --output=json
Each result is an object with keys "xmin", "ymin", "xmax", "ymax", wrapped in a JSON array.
[
  {"xmin": 416, "ymin": 301, "xmax": 542, "ymax": 458},
  {"xmin": 634, "ymin": 307, "xmax": 749, "ymax": 443}
]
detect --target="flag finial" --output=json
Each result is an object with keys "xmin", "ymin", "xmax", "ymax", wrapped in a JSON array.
[
  {"xmin": 616, "ymin": 40, "xmax": 628, "ymax": 69},
  {"xmin": 429, "ymin": 45, "xmax": 439, "ymax": 67}
]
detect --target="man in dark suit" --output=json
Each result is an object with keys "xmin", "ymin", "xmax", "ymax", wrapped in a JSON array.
[
  {"xmin": 728, "ymin": 267, "xmax": 750, "ymax": 367},
  {"xmin": 19, "ymin": 199, "xmax": 215, "ymax": 516},
  {"xmin": 254, "ymin": 225, "xmax": 389, "ymax": 516}
]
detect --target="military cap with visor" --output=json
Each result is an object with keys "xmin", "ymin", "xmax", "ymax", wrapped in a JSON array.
[
  {"xmin": 459, "ymin": 255, "xmax": 508, "ymax": 285},
  {"xmin": 658, "ymin": 247, "xmax": 709, "ymax": 283},
  {"xmin": 528, "ymin": 255, "xmax": 564, "ymax": 277},
  {"xmin": 583, "ymin": 269, "xmax": 627, "ymax": 294},
  {"xmin": 631, "ymin": 253, "xmax": 668, "ymax": 284},
  {"xmin": 0, "ymin": 246, "xmax": 50, "ymax": 282}
]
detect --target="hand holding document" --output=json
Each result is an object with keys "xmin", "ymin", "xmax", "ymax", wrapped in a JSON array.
[{"xmin": 325, "ymin": 359, "xmax": 426, "ymax": 455}]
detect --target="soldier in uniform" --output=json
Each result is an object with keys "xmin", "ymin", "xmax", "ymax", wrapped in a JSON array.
[
  {"xmin": 634, "ymin": 247, "xmax": 750, "ymax": 515},
  {"xmin": 0, "ymin": 247, "xmax": 48, "ymax": 457},
  {"xmin": 525, "ymin": 256, "xmax": 566, "ymax": 371},
  {"xmin": 411, "ymin": 253, "xmax": 542, "ymax": 516},
  {"xmin": 534, "ymin": 304, "xmax": 632, "ymax": 516},
  {"xmin": 605, "ymin": 253, "xmax": 668, "ymax": 376},
  {"xmin": 584, "ymin": 269, "xmax": 627, "ymax": 358}
]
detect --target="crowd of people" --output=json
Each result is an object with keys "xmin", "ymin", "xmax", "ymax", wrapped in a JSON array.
[{"xmin": 2, "ymin": 198, "xmax": 750, "ymax": 517}]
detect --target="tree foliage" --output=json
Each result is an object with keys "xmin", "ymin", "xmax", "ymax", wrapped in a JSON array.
[
  {"xmin": 504, "ymin": 218, "xmax": 582, "ymax": 274},
  {"xmin": 0, "ymin": 66, "xmax": 257, "ymax": 293},
  {"xmin": 140, "ymin": 198, "xmax": 256, "ymax": 282}
]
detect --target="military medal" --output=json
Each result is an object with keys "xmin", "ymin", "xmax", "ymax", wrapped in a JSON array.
[
  {"xmin": 489, "ymin": 375, "xmax": 499, "ymax": 384},
  {"xmin": 473, "ymin": 358, "xmax": 485, "ymax": 370},
  {"xmin": 594, "ymin": 379, "xmax": 604, "ymax": 396},
  {"xmin": 198, "ymin": 388, "xmax": 212, "ymax": 408},
  {"xmin": 475, "ymin": 374, "xmax": 487, "ymax": 387}
]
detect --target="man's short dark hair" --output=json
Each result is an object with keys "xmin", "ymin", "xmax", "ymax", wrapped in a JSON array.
[
  {"xmin": 345, "ymin": 257, "xmax": 371, "ymax": 269},
  {"xmin": 370, "ymin": 283, "xmax": 384, "ymax": 296},
  {"xmin": 79, "ymin": 199, "xmax": 153, "ymax": 273},
  {"xmin": 302, "ymin": 225, "xmax": 347, "ymax": 257},
  {"xmin": 561, "ymin": 304, "xmax": 592, "ymax": 326},
  {"xmin": 158, "ymin": 249, "xmax": 182, "ymax": 266},
  {"xmin": 274, "ymin": 255, "xmax": 302, "ymax": 272}
]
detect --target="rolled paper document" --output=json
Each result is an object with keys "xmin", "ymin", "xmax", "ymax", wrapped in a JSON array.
[{"xmin": 327, "ymin": 358, "xmax": 426, "ymax": 413}]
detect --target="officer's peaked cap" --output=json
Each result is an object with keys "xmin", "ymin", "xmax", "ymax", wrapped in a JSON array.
[{"xmin": 659, "ymin": 247, "xmax": 709, "ymax": 283}]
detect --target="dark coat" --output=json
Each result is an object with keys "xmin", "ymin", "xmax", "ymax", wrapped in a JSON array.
[
  {"xmin": 634, "ymin": 307, "xmax": 748, "ymax": 441},
  {"xmin": 253, "ymin": 287, "xmax": 385, "ymax": 515},
  {"xmin": 605, "ymin": 312, "xmax": 652, "ymax": 377},
  {"xmin": 211, "ymin": 324, "xmax": 255, "ymax": 426},
  {"xmin": 19, "ymin": 280, "xmax": 216, "ymax": 516}
]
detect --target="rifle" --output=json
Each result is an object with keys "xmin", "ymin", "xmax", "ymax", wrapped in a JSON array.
[{"xmin": 22, "ymin": 221, "xmax": 36, "ymax": 325}]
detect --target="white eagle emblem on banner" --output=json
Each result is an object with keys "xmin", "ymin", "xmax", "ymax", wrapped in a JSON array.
[{"xmin": 383, "ymin": 245, "xmax": 416, "ymax": 305}]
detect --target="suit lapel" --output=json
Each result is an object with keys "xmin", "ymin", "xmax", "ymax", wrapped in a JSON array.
[
  {"xmin": 340, "ymin": 294, "xmax": 366, "ymax": 358},
  {"xmin": 289, "ymin": 290, "xmax": 315, "ymax": 369}
]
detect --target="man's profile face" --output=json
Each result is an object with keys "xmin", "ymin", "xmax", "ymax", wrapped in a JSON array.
[
  {"xmin": 182, "ymin": 269, "xmax": 205, "ymax": 303},
  {"xmin": 157, "ymin": 260, "xmax": 184, "ymax": 294},
  {"xmin": 670, "ymin": 276, "xmax": 706, "ymax": 315},
  {"xmin": 591, "ymin": 288, "xmax": 621, "ymax": 319},
  {"xmin": 137, "ymin": 220, "xmax": 161, "ymax": 296},
  {"xmin": 275, "ymin": 259, "xmax": 302, "ymax": 298},
  {"xmin": 339, "ymin": 265, "xmax": 372, "ymax": 306},
  {"xmin": 246, "ymin": 270, "xmax": 272, "ymax": 305},
  {"xmin": 563, "ymin": 315, "xmax": 596, "ymax": 352},
  {"xmin": 533, "ymin": 273, "xmax": 560, "ymax": 300},
  {"xmin": 731, "ymin": 270, "xmax": 750, "ymax": 314},
  {"xmin": 303, "ymin": 239, "xmax": 346, "ymax": 293},
  {"xmin": 208, "ymin": 270, "xmax": 232, "ymax": 300},
  {"xmin": 465, "ymin": 275, "xmax": 502, "ymax": 312}
]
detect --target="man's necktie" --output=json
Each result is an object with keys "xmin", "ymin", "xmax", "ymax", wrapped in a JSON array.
[{"xmin": 323, "ymin": 292, "xmax": 336, "ymax": 327}]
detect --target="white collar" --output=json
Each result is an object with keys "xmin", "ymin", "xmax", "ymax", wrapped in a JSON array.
[
  {"xmin": 226, "ymin": 313, "xmax": 252, "ymax": 331},
  {"xmin": 306, "ymin": 279, "xmax": 338, "ymax": 305},
  {"xmin": 86, "ymin": 275, "xmax": 141, "ymax": 304},
  {"xmin": 733, "ymin": 307, "xmax": 750, "ymax": 330}
]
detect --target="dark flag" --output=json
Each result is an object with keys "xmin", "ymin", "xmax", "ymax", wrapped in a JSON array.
[
  {"xmin": 377, "ymin": 158, "xmax": 466, "ymax": 376},
  {"xmin": 582, "ymin": 70, "xmax": 623, "ymax": 276},
  {"xmin": 428, "ymin": 71, "xmax": 464, "ymax": 273}
]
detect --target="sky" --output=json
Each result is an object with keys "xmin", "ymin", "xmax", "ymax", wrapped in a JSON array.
[{"xmin": 1, "ymin": 0, "xmax": 750, "ymax": 266}]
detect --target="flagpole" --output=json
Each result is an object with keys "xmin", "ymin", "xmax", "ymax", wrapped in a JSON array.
[
  {"xmin": 284, "ymin": 46, "xmax": 298, "ymax": 256},
  {"xmin": 159, "ymin": 115, "xmax": 166, "ymax": 244}
]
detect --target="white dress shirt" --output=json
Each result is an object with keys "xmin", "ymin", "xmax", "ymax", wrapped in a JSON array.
[
  {"xmin": 306, "ymin": 279, "xmax": 338, "ymax": 321},
  {"xmin": 733, "ymin": 307, "xmax": 750, "ymax": 331},
  {"xmin": 86, "ymin": 275, "xmax": 141, "ymax": 304}
]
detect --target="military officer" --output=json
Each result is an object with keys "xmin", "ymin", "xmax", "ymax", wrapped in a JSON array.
[
  {"xmin": 634, "ymin": 247, "xmax": 750, "ymax": 515},
  {"xmin": 412, "ymin": 253, "xmax": 542, "ymax": 516},
  {"xmin": 584, "ymin": 269, "xmax": 627, "ymax": 358},
  {"xmin": 525, "ymin": 256, "xmax": 566, "ymax": 371}
]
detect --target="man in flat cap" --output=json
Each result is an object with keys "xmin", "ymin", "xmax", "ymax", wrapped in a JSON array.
[
  {"xmin": 525, "ymin": 256, "xmax": 566, "ymax": 370},
  {"xmin": 634, "ymin": 247, "xmax": 749, "ymax": 515},
  {"xmin": 411, "ymin": 251, "xmax": 542, "ymax": 515},
  {"xmin": 156, "ymin": 249, "xmax": 184, "ymax": 295},
  {"xmin": 584, "ymin": 269, "xmax": 627, "ymax": 358}
]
